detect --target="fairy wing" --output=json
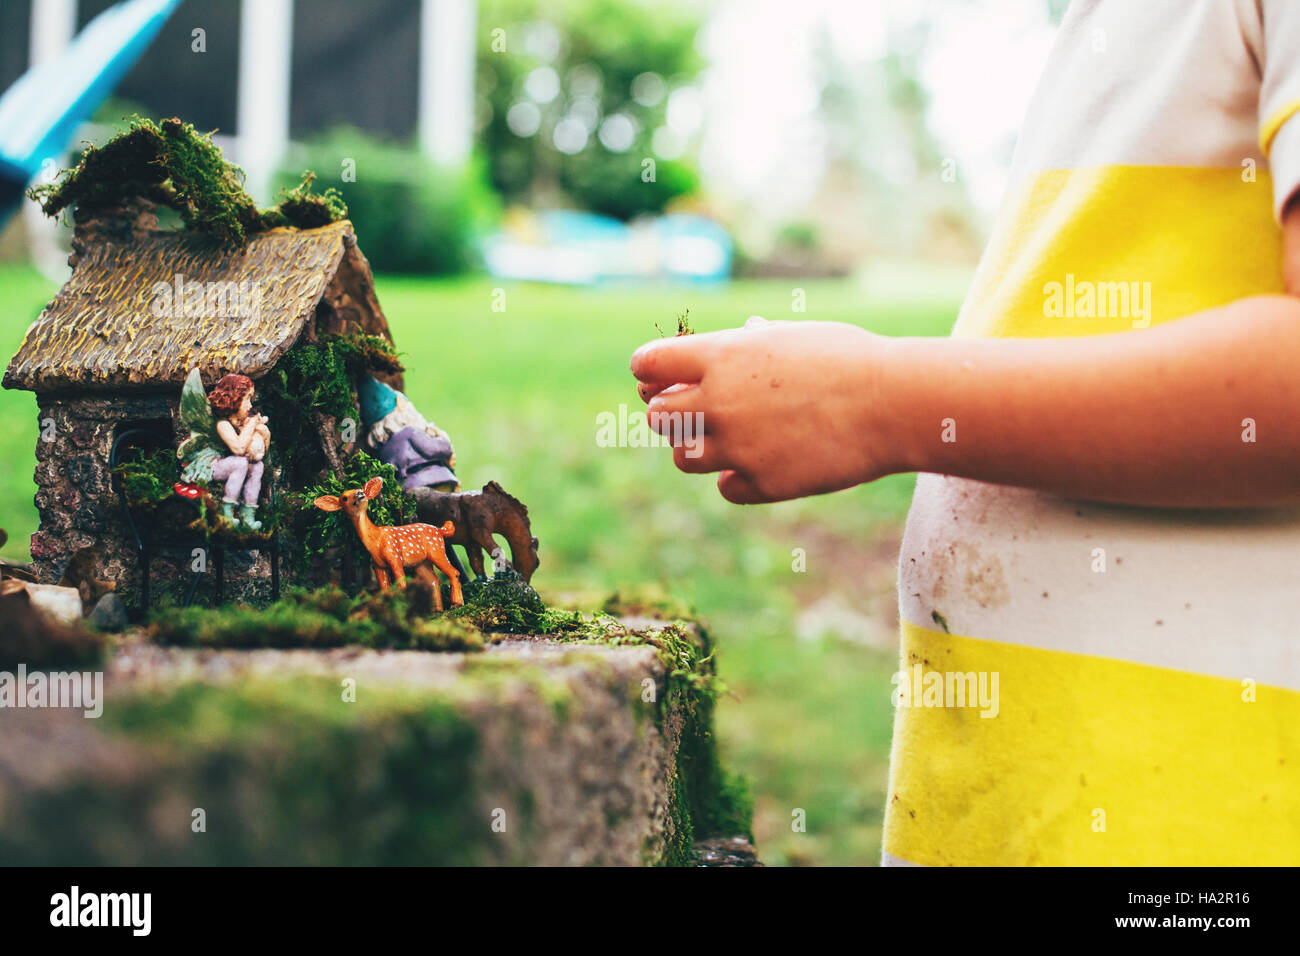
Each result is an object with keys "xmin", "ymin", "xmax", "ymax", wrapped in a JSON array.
[
  {"xmin": 176, "ymin": 368, "xmax": 224, "ymax": 480},
  {"xmin": 179, "ymin": 367, "xmax": 215, "ymax": 437}
]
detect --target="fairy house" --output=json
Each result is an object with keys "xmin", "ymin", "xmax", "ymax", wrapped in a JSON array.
[{"xmin": 3, "ymin": 199, "xmax": 401, "ymax": 604}]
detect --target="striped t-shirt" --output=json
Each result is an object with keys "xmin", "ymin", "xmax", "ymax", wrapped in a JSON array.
[{"xmin": 884, "ymin": 0, "xmax": 1300, "ymax": 866}]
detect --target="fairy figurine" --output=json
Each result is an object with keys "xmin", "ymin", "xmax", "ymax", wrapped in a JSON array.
[{"xmin": 176, "ymin": 368, "xmax": 270, "ymax": 530}]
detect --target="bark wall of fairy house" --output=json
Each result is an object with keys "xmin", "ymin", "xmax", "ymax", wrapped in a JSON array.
[{"xmin": 3, "ymin": 201, "xmax": 399, "ymax": 608}]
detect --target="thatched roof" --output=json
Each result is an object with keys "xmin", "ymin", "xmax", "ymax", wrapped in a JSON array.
[{"xmin": 4, "ymin": 219, "xmax": 395, "ymax": 392}]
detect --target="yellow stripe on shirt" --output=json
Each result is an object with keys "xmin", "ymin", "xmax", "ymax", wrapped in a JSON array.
[
  {"xmin": 1261, "ymin": 98, "xmax": 1300, "ymax": 155},
  {"xmin": 883, "ymin": 619, "xmax": 1300, "ymax": 866},
  {"xmin": 954, "ymin": 165, "xmax": 1284, "ymax": 340}
]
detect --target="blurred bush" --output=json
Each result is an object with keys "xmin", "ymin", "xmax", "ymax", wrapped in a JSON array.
[
  {"xmin": 558, "ymin": 149, "xmax": 698, "ymax": 222},
  {"xmin": 477, "ymin": 0, "xmax": 704, "ymax": 220},
  {"xmin": 273, "ymin": 129, "xmax": 501, "ymax": 275}
]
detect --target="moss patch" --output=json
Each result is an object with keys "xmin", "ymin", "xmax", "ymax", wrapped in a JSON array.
[
  {"xmin": 445, "ymin": 573, "xmax": 587, "ymax": 636},
  {"xmin": 111, "ymin": 445, "xmax": 282, "ymax": 545},
  {"xmin": 262, "ymin": 332, "xmax": 402, "ymax": 432},
  {"xmin": 29, "ymin": 116, "xmax": 346, "ymax": 246},
  {"xmin": 546, "ymin": 614, "xmax": 754, "ymax": 860},
  {"xmin": 261, "ymin": 170, "xmax": 347, "ymax": 231},
  {"xmin": 140, "ymin": 575, "xmax": 581, "ymax": 653},
  {"xmin": 34, "ymin": 678, "xmax": 489, "ymax": 866},
  {"xmin": 125, "ymin": 579, "xmax": 752, "ymax": 864},
  {"xmin": 655, "ymin": 307, "xmax": 693, "ymax": 337},
  {"xmin": 259, "ymin": 331, "xmax": 409, "ymax": 583},
  {"xmin": 600, "ymin": 585, "xmax": 695, "ymax": 621},
  {"xmin": 457, "ymin": 653, "xmax": 579, "ymax": 720},
  {"xmin": 146, "ymin": 585, "xmax": 485, "ymax": 652}
]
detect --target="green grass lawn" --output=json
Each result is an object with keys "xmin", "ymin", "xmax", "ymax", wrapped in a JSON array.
[{"xmin": 0, "ymin": 260, "xmax": 967, "ymax": 865}]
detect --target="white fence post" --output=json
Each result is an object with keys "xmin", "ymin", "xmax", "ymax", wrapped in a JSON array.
[
  {"xmin": 419, "ymin": 0, "xmax": 477, "ymax": 168},
  {"xmin": 237, "ymin": 0, "xmax": 294, "ymax": 203}
]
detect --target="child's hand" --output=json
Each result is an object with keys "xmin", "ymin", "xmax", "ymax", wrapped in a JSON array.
[{"xmin": 630, "ymin": 316, "xmax": 902, "ymax": 503}]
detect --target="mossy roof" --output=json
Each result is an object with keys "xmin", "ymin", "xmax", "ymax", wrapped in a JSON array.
[{"xmin": 4, "ymin": 219, "xmax": 390, "ymax": 392}]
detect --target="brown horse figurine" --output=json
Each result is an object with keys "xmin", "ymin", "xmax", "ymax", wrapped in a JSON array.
[{"xmin": 410, "ymin": 480, "xmax": 539, "ymax": 584}]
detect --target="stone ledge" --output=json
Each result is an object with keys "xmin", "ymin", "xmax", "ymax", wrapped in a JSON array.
[{"xmin": 0, "ymin": 628, "xmax": 754, "ymax": 866}]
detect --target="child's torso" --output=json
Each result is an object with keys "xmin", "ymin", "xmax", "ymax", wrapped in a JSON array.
[{"xmin": 889, "ymin": 0, "xmax": 1300, "ymax": 866}]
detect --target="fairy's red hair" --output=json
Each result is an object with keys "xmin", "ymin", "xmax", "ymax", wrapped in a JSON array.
[{"xmin": 209, "ymin": 374, "xmax": 254, "ymax": 418}]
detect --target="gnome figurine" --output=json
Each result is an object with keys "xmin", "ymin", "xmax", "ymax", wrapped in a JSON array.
[{"xmin": 358, "ymin": 376, "xmax": 459, "ymax": 492}]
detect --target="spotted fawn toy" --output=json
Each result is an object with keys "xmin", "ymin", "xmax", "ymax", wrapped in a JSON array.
[{"xmin": 312, "ymin": 477, "xmax": 463, "ymax": 610}]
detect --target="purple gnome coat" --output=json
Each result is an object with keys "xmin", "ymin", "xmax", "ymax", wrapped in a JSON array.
[{"xmin": 375, "ymin": 427, "xmax": 457, "ymax": 491}]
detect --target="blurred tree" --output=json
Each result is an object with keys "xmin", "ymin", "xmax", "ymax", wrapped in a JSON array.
[
  {"xmin": 273, "ymin": 128, "xmax": 500, "ymax": 275},
  {"xmin": 477, "ymin": 0, "xmax": 704, "ymax": 219},
  {"xmin": 805, "ymin": 13, "xmax": 984, "ymax": 262}
]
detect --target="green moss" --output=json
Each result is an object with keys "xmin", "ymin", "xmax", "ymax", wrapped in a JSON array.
[
  {"xmin": 138, "ymin": 569, "xmax": 597, "ymax": 656},
  {"xmin": 260, "ymin": 171, "xmax": 348, "ymax": 231},
  {"xmin": 550, "ymin": 617, "xmax": 724, "ymax": 698},
  {"xmin": 600, "ymin": 585, "xmax": 695, "ymax": 621},
  {"xmin": 37, "ymin": 678, "xmax": 489, "ymax": 866},
  {"xmin": 107, "ymin": 675, "xmax": 361, "ymax": 741},
  {"xmin": 28, "ymin": 116, "xmax": 346, "ymax": 246},
  {"xmin": 549, "ymin": 614, "xmax": 754, "ymax": 861},
  {"xmin": 674, "ymin": 679, "xmax": 754, "ymax": 840},
  {"xmin": 655, "ymin": 621, "xmax": 753, "ymax": 855},
  {"xmin": 125, "ymin": 548, "xmax": 748, "ymax": 864},
  {"xmin": 263, "ymin": 332, "xmax": 402, "ymax": 431},
  {"xmin": 254, "ymin": 330, "xmax": 408, "ymax": 582},
  {"xmin": 458, "ymin": 653, "xmax": 577, "ymax": 720},
  {"xmin": 146, "ymin": 585, "xmax": 485, "ymax": 652},
  {"xmin": 113, "ymin": 446, "xmax": 177, "ymax": 504},
  {"xmin": 655, "ymin": 699, "xmax": 753, "ymax": 865},
  {"xmin": 111, "ymin": 444, "xmax": 283, "ymax": 542},
  {"xmin": 659, "ymin": 768, "xmax": 695, "ymax": 866},
  {"xmin": 444, "ymin": 573, "xmax": 585, "ymax": 636},
  {"xmin": 516, "ymin": 787, "xmax": 537, "ymax": 829},
  {"xmin": 289, "ymin": 452, "xmax": 413, "ymax": 577},
  {"xmin": 654, "ymin": 307, "xmax": 694, "ymax": 338}
]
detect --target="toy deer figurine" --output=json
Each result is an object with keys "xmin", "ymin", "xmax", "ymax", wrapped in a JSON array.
[{"xmin": 313, "ymin": 477, "xmax": 464, "ymax": 610}]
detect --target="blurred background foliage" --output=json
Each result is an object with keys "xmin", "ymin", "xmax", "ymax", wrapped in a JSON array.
[
  {"xmin": 69, "ymin": 0, "xmax": 1005, "ymax": 277},
  {"xmin": 273, "ymin": 130, "xmax": 500, "ymax": 275},
  {"xmin": 476, "ymin": 0, "xmax": 703, "ymax": 220}
]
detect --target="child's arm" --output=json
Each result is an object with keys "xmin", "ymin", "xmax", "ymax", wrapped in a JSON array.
[
  {"xmin": 631, "ymin": 216, "xmax": 1300, "ymax": 509},
  {"xmin": 216, "ymin": 417, "xmax": 259, "ymax": 457}
]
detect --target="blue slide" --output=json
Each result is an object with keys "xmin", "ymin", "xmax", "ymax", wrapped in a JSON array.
[{"xmin": 0, "ymin": 0, "xmax": 181, "ymax": 220}]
